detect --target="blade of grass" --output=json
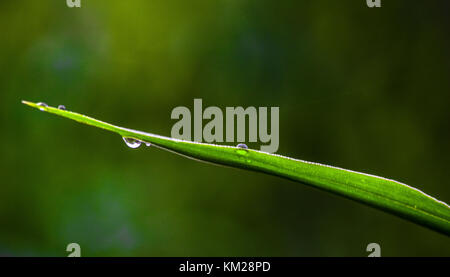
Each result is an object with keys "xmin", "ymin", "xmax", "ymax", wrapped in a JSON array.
[{"xmin": 22, "ymin": 100, "xmax": 450, "ymax": 235}]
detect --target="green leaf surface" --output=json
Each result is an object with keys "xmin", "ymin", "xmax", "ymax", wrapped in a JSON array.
[{"xmin": 22, "ymin": 100, "xmax": 450, "ymax": 235}]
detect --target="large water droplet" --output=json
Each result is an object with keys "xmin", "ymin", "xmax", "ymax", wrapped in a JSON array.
[
  {"xmin": 58, "ymin": 105, "xmax": 66, "ymax": 110},
  {"xmin": 237, "ymin": 143, "xmax": 248, "ymax": 149},
  {"xmin": 36, "ymin": 102, "xmax": 48, "ymax": 111},
  {"xmin": 123, "ymin": 137, "xmax": 142, "ymax": 149}
]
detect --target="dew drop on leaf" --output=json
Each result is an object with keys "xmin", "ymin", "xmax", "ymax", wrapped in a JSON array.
[
  {"xmin": 58, "ymin": 105, "xmax": 66, "ymax": 110},
  {"xmin": 122, "ymin": 137, "xmax": 142, "ymax": 149},
  {"xmin": 237, "ymin": 143, "xmax": 248, "ymax": 149},
  {"xmin": 236, "ymin": 144, "xmax": 249, "ymax": 156},
  {"xmin": 36, "ymin": 102, "xmax": 48, "ymax": 111}
]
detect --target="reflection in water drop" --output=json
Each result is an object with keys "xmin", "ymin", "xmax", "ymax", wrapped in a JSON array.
[
  {"xmin": 237, "ymin": 143, "xmax": 248, "ymax": 149},
  {"xmin": 122, "ymin": 137, "xmax": 142, "ymax": 149},
  {"xmin": 58, "ymin": 105, "xmax": 66, "ymax": 110},
  {"xmin": 236, "ymin": 144, "xmax": 249, "ymax": 156},
  {"xmin": 36, "ymin": 102, "xmax": 48, "ymax": 111}
]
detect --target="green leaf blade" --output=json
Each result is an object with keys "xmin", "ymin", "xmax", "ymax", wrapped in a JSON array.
[{"xmin": 22, "ymin": 100, "xmax": 450, "ymax": 235}]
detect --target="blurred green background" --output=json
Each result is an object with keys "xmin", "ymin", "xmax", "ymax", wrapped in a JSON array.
[{"xmin": 1, "ymin": 0, "xmax": 449, "ymax": 256}]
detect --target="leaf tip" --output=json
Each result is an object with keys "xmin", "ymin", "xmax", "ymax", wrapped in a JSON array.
[{"xmin": 21, "ymin": 100, "xmax": 41, "ymax": 110}]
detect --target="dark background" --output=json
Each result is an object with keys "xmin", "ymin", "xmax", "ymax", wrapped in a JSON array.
[{"xmin": 1, "ymin": 0, "xmax": 449, "ymax": 256}]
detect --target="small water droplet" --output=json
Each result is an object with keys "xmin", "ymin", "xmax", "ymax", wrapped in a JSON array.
[
  {"xmin": 237, "ymin": 143, "xmax": 248, "ymax": 149},
  {"xmin": 36, "ymin": 102, "xmax": 48, "ymax": 111},
  {"xmin": 58, "ymin": 105, "xmax": 66, "ymax": 110},
  {"xmin": 145, "ymin": 142, "xmax": 151, "ymax": 147},
  {"xmin": 123, "ymin": 137, "xmax": 142, "ymax": 149}
]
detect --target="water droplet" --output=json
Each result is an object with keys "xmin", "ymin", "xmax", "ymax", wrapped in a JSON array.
[
  {"xmin": 145, "ymin": 142, "xmax": 151, "ymax": 147},
  {"xmin": 36, "ymin": 102, "xmax": 48, "ymax": 111},
  {"xmin": 237, "ymin": 143, "xmax": 248, "ymax": 149},
  {"xmin": 58, "ymin": 105, "xmax": 66, "ymax": 110},
  {"xmin": 122, "ymin": 137, "xmax": 142, "ymax": 149}
]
